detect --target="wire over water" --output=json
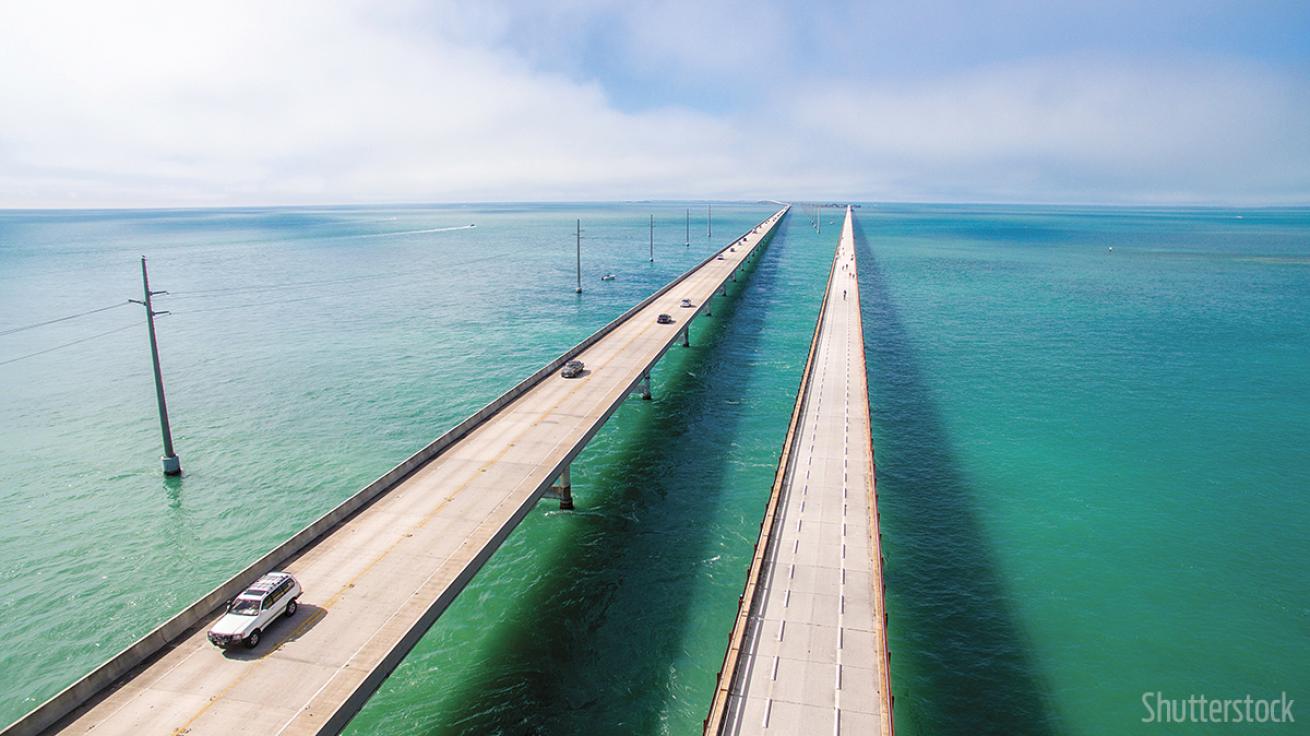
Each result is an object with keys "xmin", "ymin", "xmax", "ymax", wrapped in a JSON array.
[
  {"xmin": 170, "ymin": 293, "xmax": 347, "ymax": 315},
  {"xmin": 0, "ymin": 322, "xmax": 138, "ymax": 367},
  {"xmin": 0, "ymin": 301, "xmax": 130, "ymax": 337},
  {"xmin": 1, "ymin": 252, "xmax": 506, "ymax": 365},
  {"xmin": 166, "ymin": 270, "xmax": 415, "ymax": 299},
  {"xmin": 164, "ymin": 253, "xmax": 505, "ymax": 310}
]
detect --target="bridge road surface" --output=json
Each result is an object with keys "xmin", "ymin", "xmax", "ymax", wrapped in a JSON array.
[
  {"xmin": 21, "ymin": 207, "xmax": 788, "ymax": 736},
  {"xmin": 707, "ymin": 207, "xmax": 892, "ymax": 735}
]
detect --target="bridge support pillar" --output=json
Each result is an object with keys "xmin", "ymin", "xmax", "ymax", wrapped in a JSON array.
[
  {"xmin": 681, "ymin": 327, "xmax": 690, "ymax": 347},
  {"xmin": 547, "ymin": 464, "xmax": 574, "ymax": 510},
  {"xmin": 629, "ymin": 370, "xmax": 652, "ymax": 401}
]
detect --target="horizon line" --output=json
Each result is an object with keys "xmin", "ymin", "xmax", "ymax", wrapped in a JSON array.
[{"xmin": 3, "ymin": 197, "xmax": 1309, "ymax": 213}]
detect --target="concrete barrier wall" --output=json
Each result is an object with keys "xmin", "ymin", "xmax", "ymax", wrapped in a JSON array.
[{"xmin": 3, "ymin": 205, "xmax": 788, "ymax": 736}]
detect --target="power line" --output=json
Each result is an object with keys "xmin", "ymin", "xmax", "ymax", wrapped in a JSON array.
[
  {"xmin": 1, "ymin": 252, "xmax": 505, "ymax": 360},
  {"xmin": 0, "ymin": 322, "xmax": 137, "ymax": 367},
  {"xmin": 166, "ymin": 270, "xmax": 414, "ymax": 299},
  {"xmin": 166, "ymin": 253, "xmax": 505, "ymax": 312},
  {"xmin": 170, "ymin": 292, "xmax": 342, "ymax": 315},
  {"xmin": 0, "ymin": 301, "xmax": 130, "ymax": 337},
  {"xmin": 166, "ymin": 252, "xmax": 505, "ymax": 302}
]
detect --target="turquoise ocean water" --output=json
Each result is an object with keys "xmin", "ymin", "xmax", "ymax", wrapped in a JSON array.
[{"xmin": 0, "ymin": 203, "xmax": 1306, "ymax": 734}]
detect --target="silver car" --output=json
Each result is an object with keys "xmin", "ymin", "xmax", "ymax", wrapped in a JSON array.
[{"xmin": 207, "ymin": 571, "xmax": 302, "ymax": 649}]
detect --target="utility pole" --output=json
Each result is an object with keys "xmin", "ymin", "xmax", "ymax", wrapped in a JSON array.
[
  {"xmin": 707, "ymin": 203, "xmax": 712, "ymax": 238},
  {"xmin": 575, "ymin": 219, "xmax": 583, "ymax": 294},
  {"xmin": 685, "ymin": 208, "xmax": 690, "ymax": 246},
  {"xmin": 129, "ymin": 256, "xmax": 181, "ymax": 476},
  {"xmin": 649, "ymin": 214, "xmax": 654, "ymax": 262}
]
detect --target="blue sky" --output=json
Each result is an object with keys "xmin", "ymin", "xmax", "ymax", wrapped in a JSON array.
[
  {"xmin": 1, "ymin": 0, "xmax": 1307, "ymax": 206},
  {"xmin": 481, "ymin": 1, "xmax": 1310, "ymax": 111}
]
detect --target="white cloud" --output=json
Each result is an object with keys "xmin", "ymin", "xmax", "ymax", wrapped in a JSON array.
[
  {"xmin": 0, "ymin": 0, "xmax": 745, "ymax": 206},
  {"xmin": 783, "ymin": 57, "xmax": 1310, "ymax": 203},
  {"xmin": 0, "ymin": 1, "xmax": 1306, "ymax": 206}
]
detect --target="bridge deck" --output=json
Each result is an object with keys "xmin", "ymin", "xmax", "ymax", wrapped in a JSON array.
[
  {"xmin": 707, "ymin": 207, "xmax": 891, "ymax": 735},
  {"xmin": 27, "ymin": 207, "xmax": 787, "ymax": 736}
]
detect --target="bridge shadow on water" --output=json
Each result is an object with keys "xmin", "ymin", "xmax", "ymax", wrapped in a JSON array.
[
  {"xmin": 853, "ymin": 216, "xmax": 1061, "ymax": 735},
  {"xmin": 382, "ymin": 225, "xmax": 793, "ymax": 735}
]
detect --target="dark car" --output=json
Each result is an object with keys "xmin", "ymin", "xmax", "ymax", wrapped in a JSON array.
[
  {"xmin": 561, "ymin": 360, "xmax": 585, "ymax": 379},
  {"xmin": 657, "ymin": 314, "xmax": 674, "ymax": 324}
]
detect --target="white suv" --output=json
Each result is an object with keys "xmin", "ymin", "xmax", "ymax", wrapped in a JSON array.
[{"xmin": 207, "ymin": 571, "xmax": 302, "ymax": 649}]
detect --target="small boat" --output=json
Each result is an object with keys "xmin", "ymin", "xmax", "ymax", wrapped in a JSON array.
[{"xmin": 601, "ymin": 273, "xmax": 616, "ymax": 281}]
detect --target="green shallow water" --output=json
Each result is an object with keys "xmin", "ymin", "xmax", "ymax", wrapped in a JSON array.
[
  {"xmin": 1, "ymin": 203, "xmax": 1307, "ymax": 735},
  {"xmin": 859, "ymin": 205, "xmax": 1310, "ymax": 735}
]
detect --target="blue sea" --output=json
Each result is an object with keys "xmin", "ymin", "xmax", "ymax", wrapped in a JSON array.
[{"xmin": 0, "ymin": 203, "xmax": 1306, "ymax": 735}]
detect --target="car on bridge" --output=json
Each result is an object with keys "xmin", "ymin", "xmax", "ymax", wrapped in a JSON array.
[
  {"xmin": 657, "ymin": 313, "xmax": 674, "ymax": 324},
  {"xmin": 207, "ymin": 571, "xmax": 302, "ymax": 649},
  {"xmin": 561, "ymin": 360, "xmax": 585, "ymax": 379}
]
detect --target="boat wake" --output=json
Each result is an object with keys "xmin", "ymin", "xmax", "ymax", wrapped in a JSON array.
[{"xmin": 344, "ymin": 224, "xmax": 476, "ymax": 239}]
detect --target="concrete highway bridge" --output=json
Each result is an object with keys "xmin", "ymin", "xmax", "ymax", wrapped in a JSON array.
[
  {"xmin": 5, "ymin": 204, "xmax": 893, "ymax": 736},
  {"xmin": 703, "ymin": 207, "xmax": 893, "ymax": 736}
]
